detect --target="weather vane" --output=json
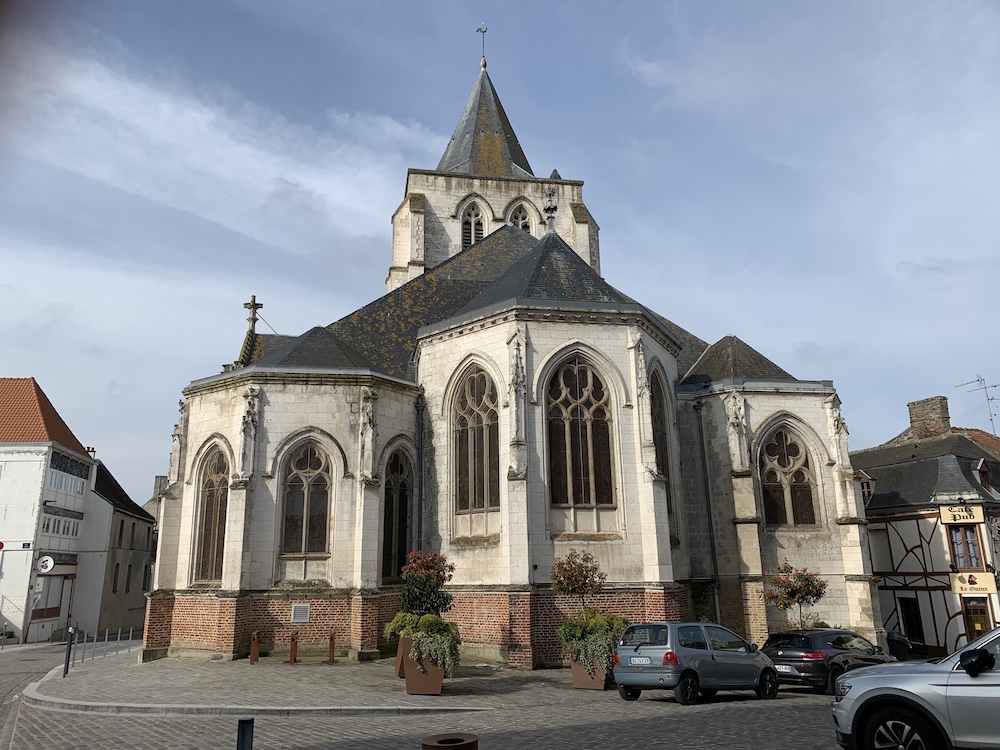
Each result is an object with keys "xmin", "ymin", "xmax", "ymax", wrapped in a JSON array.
[{"xmin": 476, "ymin": 24, "xmax": 487, "ymax": 58}]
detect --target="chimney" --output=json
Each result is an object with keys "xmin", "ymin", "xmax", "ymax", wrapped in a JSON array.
[{"xmin": 907, "ymin": 396, "xmax": 951, "ymax": 439}]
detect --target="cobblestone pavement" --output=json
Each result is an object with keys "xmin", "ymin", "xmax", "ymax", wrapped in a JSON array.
[
  {"xmin": 0, "ymin": 643, "xmax": 67, "ymax": 749},
  {"xmin": 5, "ymin": 650, "xmax": 842, "ymax": 749}
]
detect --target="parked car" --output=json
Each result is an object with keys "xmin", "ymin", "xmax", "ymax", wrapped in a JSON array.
[
  {"xmin": 614, "ymin": 622, "xmax": 778, "ymax": 705},
  {"xmin": 832, "ymin": 626, "xmax": 1000, "ymax": 749},
  {"xmin": 761, "ymin": 629, "xmax": 894, "ymax": 695}
]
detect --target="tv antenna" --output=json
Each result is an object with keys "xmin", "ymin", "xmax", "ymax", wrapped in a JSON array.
[{"xmin": 955, "ymin": 375, "xmax": 999, "ymax": 435}]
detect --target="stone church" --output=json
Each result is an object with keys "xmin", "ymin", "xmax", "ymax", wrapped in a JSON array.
[{"xmin": 143, "ymin": 58, "xmax": 880, "ymax": 665}]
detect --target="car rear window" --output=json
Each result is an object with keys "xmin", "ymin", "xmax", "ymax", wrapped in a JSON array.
[
  {"xmin": 622, "ymin": 625, "xmax": 669, "ymax": 647},
  {"xmin": 764, "ymin": 634, "xmax": 809, "ymax": 649}
]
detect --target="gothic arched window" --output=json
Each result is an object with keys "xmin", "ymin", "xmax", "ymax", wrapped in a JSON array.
[
  {"xmin": 547, "ymin": 358, "xmax": 615, "ymax": 507},
  {"xmin": 454, "ymin": 366, "xmax": 500, "ymax": 512},
  {"xmin": 196, "ymin": 448, "xmax": 229, "ymax": 581},
  {"xmin": 759, "ymin": 429, "xmax": 816, "ymax": 526},
  {"xmin": 382, "ymin": 451, "xmax": 412, "ymax": 580},
  {"xmin": 509, "ymin": 204, "xmax": 531, "ymax": 232},
  {"xmin": 650, "ymin": 372, "xmax": 670, "ymax": 479},
  {"xmin": 461, "ymin": 203, "xmax": 485, "ymax": 249},
  {"xmin": 281, "ymin": 441, "xmax": 331, "ymax": 554}
]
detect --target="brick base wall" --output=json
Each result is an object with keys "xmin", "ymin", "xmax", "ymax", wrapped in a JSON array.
[{"xmin": 141, "ymin": 584, "xmax": 697, "ymax": 667}]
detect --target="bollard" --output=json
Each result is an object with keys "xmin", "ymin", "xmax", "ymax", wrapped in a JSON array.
[
  {"xmin": 128, "ymin": 627, "xmax": 133, "ymax": 653},
  {"xmin": 249, "ymin": 631, "xmax": 259, "ymax": 665},
  {"xmin": 116, "ymin": 627, "xmax": 122, "ymax": 655},
  {"xmin": 421, "ymin": 733, "xmax": 478, "ymax": 749},
  {"xmin": 62, "ymin": 627, "xmax": 74, "ymax": 678},
  {"xmin": 104, "ymin": 628, "xmax": 109, "ymax": 657},
  {"xmin": 288, "ymin": 631, "xmax": 298, "ymax": 664},
  {"xmin": 328, "ymin": 631, "xmax": 336, "ymax": 664},
  {"xmin": 236, "ymin": 716, "xmax": 254, "ymax": 750}
]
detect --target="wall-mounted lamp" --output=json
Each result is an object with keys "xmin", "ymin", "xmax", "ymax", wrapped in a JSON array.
[
  {"xmin": 41, "ymin": 499, "xmax": 55, "ymax": 506},
  {"xmin": 987, "ymin": 563, "xmax": 997, "ymax": 574},
  {"xmin": 949, "ymin": 563, "xmax": 960, "ymax": 573}
]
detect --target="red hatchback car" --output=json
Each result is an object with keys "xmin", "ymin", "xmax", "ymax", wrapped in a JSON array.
[{"xmin": 761, "ymin": 629, "xmax": 895, "ymax": 694}]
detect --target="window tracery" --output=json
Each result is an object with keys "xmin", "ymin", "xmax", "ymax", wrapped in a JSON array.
[
  {"xmin": 382, "ymin": 450, "xmax": 412, "ymax": 580},
  {"xmin": 461, "ymin": 203, "xmax": 485, "ymax": 249},
  {"xmin": 759, "ymin": 429, "xmax": 816, "ymax": 526},
  {"xmin": 281, "ymin": 441, "xmax": 330, "ymax": 555},
  {"xmin": 196, "ymin": 447, "xmax": 229, "ymax": 581},
  {"xmin": 454, "ymin": 366, "xmax": 500, "ymax": 513}
]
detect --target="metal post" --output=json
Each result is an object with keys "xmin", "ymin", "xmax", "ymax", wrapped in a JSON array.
[
  {"xmin": 81, "ymin": 630, "xmax": 87, "ymax": 662},
  {"xmin": 249, "ymin": 631, "xmax": 259, "ymax": 665},
  {"xmin": 104, "ymin": 628, "xmax": 109, "ymax": 657},
  {"xmin": 116, "ymin": 627, "xmax": 121, "ymax": 655},
  {"xmin": 71, "ymin": 627, "xmax": 79, "ymax": 667},
  {"xmin": 288, "ymin": 631, "xmax": 298, "ymax": 664},
  {"xmin": 62, "ymin": 626, "xmax": 74, "ymax": 677},
  {"xmin": 128, "ymin": 627, "xmax": 133, "ymax": 652},
  {"xmin": 236, "ymin": 717, "xmax": 254, "ymax": 750},
  {"xmin": 328, "ymin": 631, "xmax": 336, "ymax": 664}
]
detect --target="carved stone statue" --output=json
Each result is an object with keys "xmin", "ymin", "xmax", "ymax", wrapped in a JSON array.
[
  {"xmin": 725, "ymin": 391, "xmax": 748, "ymax": 471},
  {"xmin": 507, "ymin": 326, "xmax": 527, "ymax": 479},
  {"xmin": 360, "ymin": 387, "xmax": 379, "ymax": 481},
  {"xmin": 239, "ymin": 386, "xmax": 260, "ymax": 479}
]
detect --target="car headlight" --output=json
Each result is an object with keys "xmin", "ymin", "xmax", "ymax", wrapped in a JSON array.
[{"xmin": 834, "ymin": 679, "xmax": 852, "ymax": 702}]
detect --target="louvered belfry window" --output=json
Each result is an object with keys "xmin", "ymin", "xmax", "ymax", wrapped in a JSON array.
[
  {"xmin": 547, "ymin": 358, "xmax": 615, "ymax": 506},
  {"xmin": 510, "ymin": 204, "xmax": 530, "ymax": 231},
  {"xmin": 759, "ymin": 429, "xmax": 816, "ymax": 525},
  {"xmin": 454, "ymin": 366, "xmax": 500, "ymax": 512},
  {"xmin": 281, "ymin": 441, "xmax": 330, "ymax": 554},
  {"xmin": 461, "ymin": 204, "xmax": 484, "ymax": 249},
  {"xmin": 196, "ymin": 448, "xmax": 229, "ymax": 581}
]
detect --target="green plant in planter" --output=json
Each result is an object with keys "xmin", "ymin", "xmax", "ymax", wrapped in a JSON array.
[
  {"xmin": 385, "ymin": 550, "xmax": 461, "ymax": 676},
  {"xmin": 409, "ymin": 614, "xmax": 462, "ymax": 677},
  {"xmin": 557, "ymin": 607, "xmax": 629, "ymax": 676},
  {"xmin": 551, "ymin": 549, "xmax": 629, "ymax": 676}
]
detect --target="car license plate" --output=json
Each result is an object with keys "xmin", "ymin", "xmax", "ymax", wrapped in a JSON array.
[
  {"xmin": 630, "ymin": 656, "xmax": 652, "ymax": 665},
  {"xmin": 775, "ymin": 665, "xmax": 793, "ymax": 673}
]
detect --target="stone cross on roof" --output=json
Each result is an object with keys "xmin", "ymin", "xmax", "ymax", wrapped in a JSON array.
[{"xmin": 244, "ymin": 295, "xmax": 263, "ymax": 335}]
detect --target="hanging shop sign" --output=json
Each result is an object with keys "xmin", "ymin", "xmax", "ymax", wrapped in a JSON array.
[
  {"xmin": 950, "ymin": 572, "xmax": 998, "ymax": 595},
  {"xmin": 940, "ymin": 504, "xmax": 985, "ymax": 524}
]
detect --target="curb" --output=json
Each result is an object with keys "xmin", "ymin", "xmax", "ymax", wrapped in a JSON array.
[{"xmin": 23, "ymin": 667, "xmax": 491, "ymax": 717}]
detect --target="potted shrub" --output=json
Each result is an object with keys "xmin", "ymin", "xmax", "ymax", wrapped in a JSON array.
[
  {"xmin": 383, "ymin": 550, "xmax": 459, "ymax": 695},
  {"xmin": 551, "ymin": 549, "xmax": 629, "ymax": 689}
]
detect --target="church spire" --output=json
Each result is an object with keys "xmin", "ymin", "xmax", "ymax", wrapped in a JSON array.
[{"xmin": 436, "ymin": 51, "xmax": 533, "ymax": 178}]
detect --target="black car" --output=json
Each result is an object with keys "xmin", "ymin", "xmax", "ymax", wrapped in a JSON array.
[{"xmin": 761, "ymin": 629, "xmax": 894, "ymax": 694}]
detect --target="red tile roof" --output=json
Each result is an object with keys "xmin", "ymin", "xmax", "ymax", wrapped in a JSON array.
[
  {"xmin": 0, "ymin": 378, "xmax": 89, "ymax": 456},
  {"xmin": 955, "ymin": 427, "xmax": 1000, "ymax": 460}
]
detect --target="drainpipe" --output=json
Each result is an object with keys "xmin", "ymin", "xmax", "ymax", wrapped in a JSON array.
[
  {"xmin": 415, "ymin": 393, "xmax": 425, "ymax": 548},
  {"xmin": 694, "ymin": 398, "xmax": 722, "ymax": 622}
]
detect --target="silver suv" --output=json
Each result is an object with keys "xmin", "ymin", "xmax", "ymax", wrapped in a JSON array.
[
  {"xmin": 614, "ymin": 622, "xmax": 778, "ymax": 705},
  {"xmin": 832, "ymin": 626, "xmax": 1000, "ymax": 749}
]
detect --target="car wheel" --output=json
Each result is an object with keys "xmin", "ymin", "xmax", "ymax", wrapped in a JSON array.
[
  {"xmin": 755, "ymin": 669, "xmax": 778, "ymax": 700},
  {"xmin": 863, "ymin": 706, "xmax": 942, "ymax": 750},
  {"xmin": 825, "ymin": 666, "xmax": 844, "ymax": 696},
  {"xmin": 617, "ymin": 684, "xmax": 641, "ymax": 701},
  {"xmin": 673, "ymin": 672, "xmax": 699, "ymax": 705},
  {"xmin": 699, "ymin": 689, "xmax": 718, "ymax": 699}
]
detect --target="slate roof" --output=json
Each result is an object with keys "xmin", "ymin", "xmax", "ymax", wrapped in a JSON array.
[
  {"xmin": 237, "ymin": 331, "xmax": 297, "ymax": 368},
  {"xmin": 94, "ymin": 461, "xmax": 155, "ymax": 522},
  {"xmin": 326, "ymin": 225, "xmax": 540, "ymax": 380},
  {"xmin": 680, "ymin": 334, "xmax": 796, "ymax": 386},
  {"xmin": 454, "ymin": 232, "xmax": 634, "ymax": 316},
  {"xmin": 649, "ymin": 313, "xmax": 709, "ymax": 380},
  {"xmin": 0, "ymin": 377, "xmax": 89, "ymax": 456},
  {"xmin": 253, "ymin": 327, "xmax": 373, "ymax": 369},
  {"xmin": 851, "ymin": 433, "xmax": 1000, "ymax": 512},
  {"xmin": 436, "ymin": 59, "xmax": 533, "ymax": 178}
]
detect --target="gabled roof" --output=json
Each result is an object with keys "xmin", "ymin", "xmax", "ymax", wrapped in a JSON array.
[
  {"xmin": 238, "ymin": 332, "xmax": 297, "ymax": 368},
  {"xmin": 327, "ymin": 225, "xmax": 540, "ymax": 380},
  {"xmin": 253, "ymin": 327, "xmax": 373, "ymax": 370},
  {"xmin": 680, "ymin": 335, "xmax": 796, "ymax": 386},
  {"xmin": 454, "ymin": 232, "xmax": 633, "ymax": 316},
  {"xmin": 94, "ymin": 461, "xmax": 155, "ymax": 522},
  {"xmin": 851, "ymin": 433, "xmax": 1000, "ymax": 512},
  {"xmin": 436, "ymin": 59, "xmax": 533, "ymax": 178},
  {"xmin": 0, "ymin": 377, "xmax": 89, "ymax": 456}
]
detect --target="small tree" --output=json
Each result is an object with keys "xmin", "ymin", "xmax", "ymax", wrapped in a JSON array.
[
  {"xmin": 762, "ymin": 560, "xmax": 828, "ymax": 628},
  {"xmin": 551, "ymin": 549, "xmax": 607, "ymax": 609},
  {"xmin": 400, "ymin": 550, "xmax": 456, "ymax": 617}
]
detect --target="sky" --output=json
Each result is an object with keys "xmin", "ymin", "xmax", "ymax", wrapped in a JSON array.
[{"xmin": 1, "ymin": 0, "xmax": 999, "ymax": 504}]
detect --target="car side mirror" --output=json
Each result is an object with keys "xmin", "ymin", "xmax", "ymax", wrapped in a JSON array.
[
  {"xmin": 749, "ymin": 643, "xmax": 759, "ymax": 653},
  {"xmin": 959, "ymin": 648, "xmax": 996, "ymax": 678},
  {"xmin": 872, "ymin": 646, "xmax": 884, "ymax": 654}
]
